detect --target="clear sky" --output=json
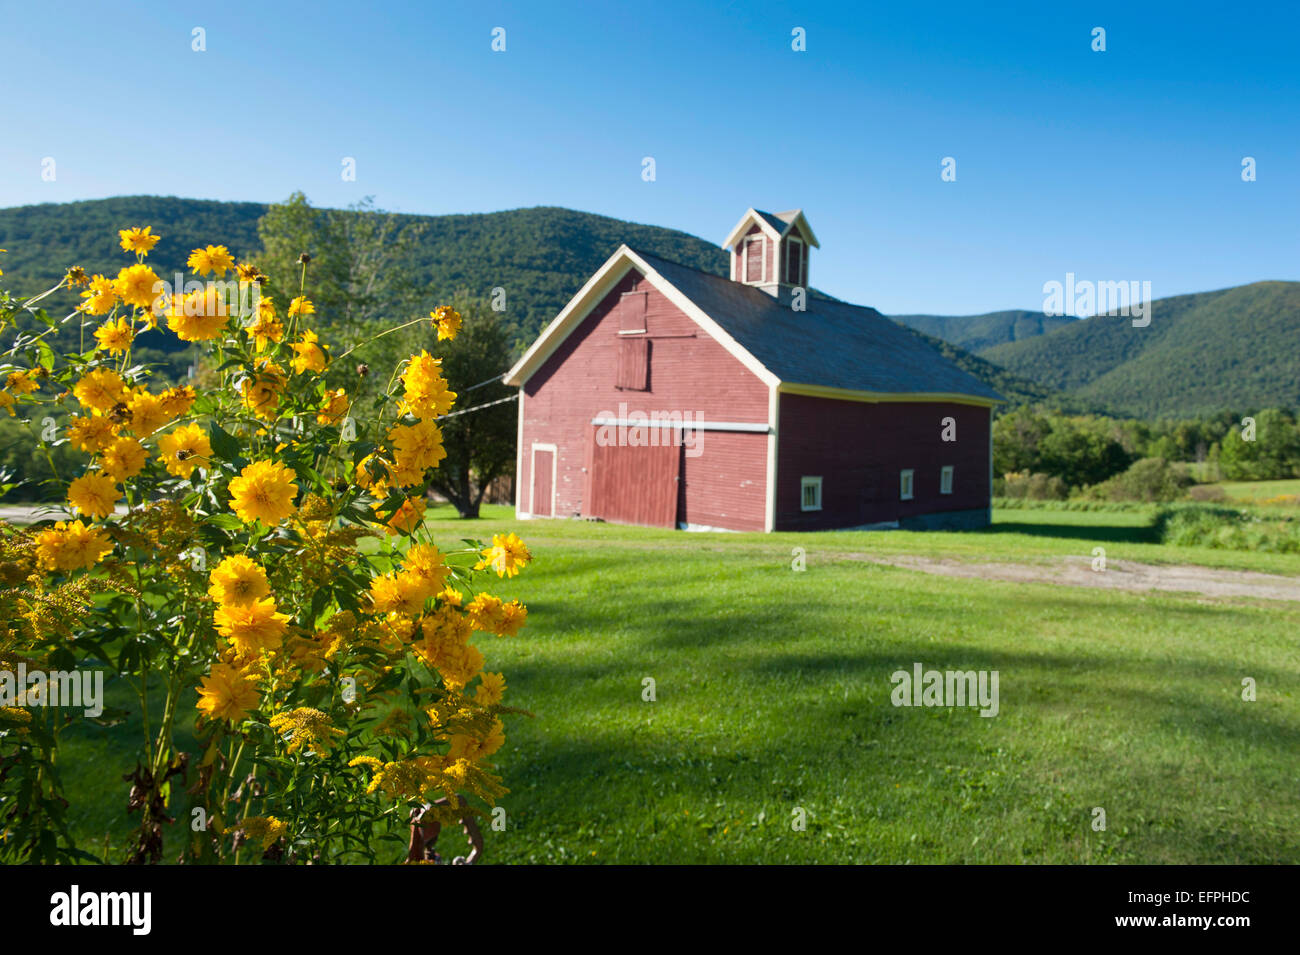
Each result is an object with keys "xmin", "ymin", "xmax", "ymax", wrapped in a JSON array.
[{"xmin": 2, "ymin": 0, "xmax": 1296, "ymax": 314}]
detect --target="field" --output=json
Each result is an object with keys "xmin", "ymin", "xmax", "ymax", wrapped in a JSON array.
[{"xmin": 53, "ymin": 504, "xmax": 1300, "ymax": 863}]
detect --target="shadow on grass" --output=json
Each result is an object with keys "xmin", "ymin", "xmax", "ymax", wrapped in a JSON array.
[{"xmin": 981, "ymin": 521, "xmax": 1159, "ymax": 545}]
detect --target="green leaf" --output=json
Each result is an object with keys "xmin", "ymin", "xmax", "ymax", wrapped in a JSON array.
[{"xmin": 208, "ymin": 422, "xmax": 243, "ymax": 463}]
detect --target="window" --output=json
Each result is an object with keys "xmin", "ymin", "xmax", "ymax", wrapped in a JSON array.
[
  {"xmin": 785, "ymin": 238, "xmax": 804, "ymax": 286},
  {"xmin": 618, "ymin": 291, "xmax": 647, "ymax": 334},
  {"xmin": 615, "ymin": 337, "xmax": 649, "ymax": 390},
  {"xmin": 940, "ymin": 466, "xmax": 954, "ymax": 495},
  {"xmin": 743, "ymin": 235, "xmax": 765, "ymax": 283},
  {"xmin": 801, "ymin": 476, "xmax": 822, "ymax": 512},
  {"xmin": 900, "ymin": 469, "xmax": 914, "ymax": 501}
]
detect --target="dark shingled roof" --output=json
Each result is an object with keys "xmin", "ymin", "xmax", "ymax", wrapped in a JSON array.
[{"xmin": 631, "ymin": 249, "xmax": 1005, "ymax": 402}]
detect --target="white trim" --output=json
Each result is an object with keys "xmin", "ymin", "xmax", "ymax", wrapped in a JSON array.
[
  {"xmin": 765, "ymin": 383, "xmax": 779, "ymax": 532},
  {"xmin": 506, "ymin": 246, "xmax": 780, "ymax": 390},
  {"xmin": 800, "ymin": 475, "xmax": 823, "ymax": 512},
  {"xmin": 940, "ymin": 465, "xmax": 954, "ymax": 495},
  {"xmin": 785, "ymin": 236, "xmax": 805, "ymax": 286},
  {"xmin": 723, "ymin": 208, "xmax": 785, "ymax": 250},
  {"xmin": 530, "ymin": 442, "xmax": 557, "ymax": 518},
  {"xmin": 514, "ymin": 388, "xmax": 526, "ymax": 516},
  {"xmin": 900, "ymin": 469, "xmax": 915, "ymax": 501},
  {"xmin": 589, "ymin": 416, "xmax": 769, "ymax": 433}
]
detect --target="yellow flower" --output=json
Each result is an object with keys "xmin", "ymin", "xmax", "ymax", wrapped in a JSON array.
[
  {"xmin": 379, "ymin": 495, "xmax": 425, "ymax": 535},
  {"xmin": 33, "ymin": 520, "xmax": 113, "ymax": 571},
  {"xmin": 403, "ymin": 543, "xmax": 448, "ymax": 592},
  {"xmin": 290, "ymin": 330, "xmax": 327, "ymax": 374},
  {"xmin": 73, "ymin": 368, "xmax": 126, "ymax": 414},
  {"xmin": 196, "ymin": 664, "xmax": 261, "ymax": 723},
  {"xmin": 387, "ymin": 418, "xmax": 446, "ymax": 485},
  {"xmin": 475, "ymin": 671, "xmax": 506, "ymax": 706},
  {"xmin": 268, "ymin": 707, "xmax": 344, "ymax": 756},
  {"xmin": 99, "ymin": 436, "xmax": 147, "ymax": 480},
  {"xmin": 466, "ymin": 592, "xmax": 504, "ymax": 633},
  {"xmin": 118, "ymin": 226, "xmax": 161, "ymax": 256},
  {"xmin": 159, "ymin": 384, "xmax": 196, "ymax": 419},
  {"xmin": 125, "ymin": 389, "xmax": 171, "ymax": 437},
  {"xmin": 288, "ymin": 296, "xmax": 314, "ymax": 317},
  {"xmin": 474, "ymin": 532, "xmax": 531, "ymax": 578},
  {"xmin": 67, "ymin": 471, "xmax": 120, "ymax": 520},
  {"xmin": 93, "ymin": 316, "xmax": 135, "ymax": 355},
  {"xmin": 208, "ymin": 555, "xmax": 270, "ymax": 606},
  {"xmin": 68, "ymin": 415, "xmax": 116, "ymax": 453},
  {"xmin": 65, "ymin": 266, "xmax": 91, "ymax": 288},
  {"xmin": 249, "ymin": 298, "xmax": 283, "ymax": 351},
  {"xmin": 187, "ymin": 245, "xmax": 235, "ymax": 277},
  {"xmin": 5, "ymin": 370, "xmax": 37, "ymax": 395},
  {"xmin": 317, "ymin": 388, "xmax": 349, "ymax": 426},
  {"xmin": 239, "ymin": 815, "xmax": 287, "ymax": 851},
  {"xmin": 239, "ymin": 360, "xmax": 286, "ymax": 420},
  {"xmin": 157, "ymin": 422, "xmax": 211, "ymax": 478},
  {"xmin": 78, "ymin": 274, "xmax": 118, "ymax": 315},
  {"xmin": 228, "ymin": 460, "xmax": 298, "ymax": 525},
  {"xmin": 399, "ymin": 351, "xmax": 457, "ymax": 420},
  {"xmin": 165, "ymin": 288, "xmax": 230, "ymax": 341},
  {"xmin": 369, "ymin": 572, "xmax": 430, "ymax": 616},
  {"xmin": 431, "ymin": 305, "xmax": 462, "ymax": 341},
  {"xmin": 214, "ymin": 596, "xmax": 290, "ymax": 654},
  {"xmin": 113, "ymin": 263, "xmax": 162, "ymax": 309},
  {"xmin": 498, "ymin": 600, "xmax": 528, "ymax": 637},
  {"xmin": 0, "ymin": 391, "xmax": 16, "ymax": 416},
  {"xmin": 236, "ymin": 263, "xmax": 265, "ymax": 283}
]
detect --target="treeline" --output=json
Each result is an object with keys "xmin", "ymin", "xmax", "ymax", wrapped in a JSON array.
[{"xmin": 993, "ymin": 406, "xmax": 1300, "ymax": 501}]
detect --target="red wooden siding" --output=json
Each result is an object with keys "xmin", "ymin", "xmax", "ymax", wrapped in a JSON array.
[
  {"xmin": 775, "ymin": 395, "xmax": 990, "ymax": 530},
  {"xmin": 531, "ymin": 448, "xmax": 554, "ymax": 517},
  {"xmin": 615, "ymin": 337, "xmax": 649, "ymax": 390},
  {"xmin": 744, "ymin": 234, "xmax": 765, "ymax": 283},
  {"xmin": 520, "ymin": 268, "xmax": 769, "ymax": 530},
  {"xmin": 587, "ymin": 439, "xmax": 679, "ymax": 527},
  {"xmin": 619, "ymin": 291, "xmax": 647, "ymax": 332}
]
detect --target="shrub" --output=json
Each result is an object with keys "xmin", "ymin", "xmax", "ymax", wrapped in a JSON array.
[
  {"xmin": 0, "ymin": 229, "xmax": 532, "ymax": 863},
  {"xmin": 995, "ymin": 470, "xmax": 1068, "ymax": 501},
  {"xmin": 1090, "ymin": 457, "xmax": 1192, "ymax": 502},
  {"xmin": 1187, "ymin": 484, "xmax": 1230, "ymax": 503},
  {"xmin": 1153, "ymin": 503, "xmax": 1300, "ymax": 553}
]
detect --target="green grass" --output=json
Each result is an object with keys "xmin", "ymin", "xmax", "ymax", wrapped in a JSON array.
[
  {"xmin": 1214, "ymin": 478, "xmax": 1300, "ymax": 504},
  {"xmin": 50, "ymin": 504, "xmax": 1300, "ymax": 863}
]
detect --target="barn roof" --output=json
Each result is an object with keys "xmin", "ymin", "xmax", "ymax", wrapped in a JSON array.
[{"xmin": 629, "ymin": 249, "xmax": 1005, "ymax": 403}]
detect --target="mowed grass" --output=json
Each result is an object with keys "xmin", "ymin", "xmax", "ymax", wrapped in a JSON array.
[
  {"xmin": 423, "ymin": 505, "xmax": 1300, "ymax": 864},
  {"xmin": 50, "ymin": 504, "xmax": 1300, "ymax": 863}
]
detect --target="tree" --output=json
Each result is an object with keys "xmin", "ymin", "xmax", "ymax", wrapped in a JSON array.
[
  {"xmin": 258, "ymin": 192, "xmax": 428, "ymax": 339},
  {"xmin": 423, "ymin": 302, "xmax": 517, "ymax": 518}
]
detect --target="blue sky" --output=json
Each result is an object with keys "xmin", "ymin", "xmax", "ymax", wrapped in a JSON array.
[{"xmin": 2, "ymin": 0, "xmax": 1297, "ymax": 314}]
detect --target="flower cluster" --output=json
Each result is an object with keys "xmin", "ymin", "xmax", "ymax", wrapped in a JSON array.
[{"xmin": 0, "ymin": 225, "xmax": 531, "ymax": 865}]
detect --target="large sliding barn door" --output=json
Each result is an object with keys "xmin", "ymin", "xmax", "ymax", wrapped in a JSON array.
[{"xmin": 586, "ymin": 436, "xmax": 680, "ymax": 528}]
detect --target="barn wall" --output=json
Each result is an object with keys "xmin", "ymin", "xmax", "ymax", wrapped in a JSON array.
[
  {"xmin": 520, "ymin": 268, "xmax": 770, "ymax": 531},
  {"xmin": 775, "ymin": 394, "xmax": 992, "ymax": 531}
]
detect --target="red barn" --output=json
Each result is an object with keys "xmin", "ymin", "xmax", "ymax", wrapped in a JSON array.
[{"xmin": 505, "ymin": 209, "xmax": 1004, "ymax": 532}]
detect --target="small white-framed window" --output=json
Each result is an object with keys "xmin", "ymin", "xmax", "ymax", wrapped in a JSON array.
[
  {"xmin": 940, "ymin": 465, "xmax": 954, "ymax": 495},
  {"xmin": 801, "ymin": 476, "xmax": 822, "ymax": 512},
  {"xmin": 900, "ymin": 469, "xmax": 914, "ymax": 501}
]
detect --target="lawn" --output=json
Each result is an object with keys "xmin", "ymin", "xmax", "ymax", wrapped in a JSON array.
[
  {"xmin": 51, "ymin": 504, "xmax": 1300, "ymax": 863},
  {"xmin": 1213, "ymin": 478, "xmax": 1300, "ymax": 504}
]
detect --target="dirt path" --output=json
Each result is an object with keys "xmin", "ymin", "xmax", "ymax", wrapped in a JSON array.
[{"xmin": 846, "ymin": 553, "xmax": 1300, "ymax": 602}]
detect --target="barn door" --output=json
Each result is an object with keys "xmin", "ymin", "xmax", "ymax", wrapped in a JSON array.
[
  {"xmin": 587, "ymin": 436, "xmax": 679, "ymax": 528},
  {"xmin": 531, "ymin": 445, "xmax": 555, "ymax": 517}
]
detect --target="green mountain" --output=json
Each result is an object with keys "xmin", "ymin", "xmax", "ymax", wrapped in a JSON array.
[
  {"xmin": 0, "ymin": 195, "xmax": 1052, "ymax": 405},
  {"xmin": 980, "ymin": 281, "xmax": 1300, "ymax": 417},
  {"xmin": 888, "ymin": 309, "xmax": 1075, "ymax": 353}
]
